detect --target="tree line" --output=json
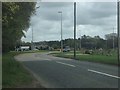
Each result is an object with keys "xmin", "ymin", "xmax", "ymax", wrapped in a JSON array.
[{"xmin": 21, "ymin": 33, "xmax": 118, "ymax": 50}]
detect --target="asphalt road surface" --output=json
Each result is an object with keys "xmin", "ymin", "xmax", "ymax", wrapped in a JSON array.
[{"xmin": 15, "ymin": 52, "xmax": 119, "ymax": 88}]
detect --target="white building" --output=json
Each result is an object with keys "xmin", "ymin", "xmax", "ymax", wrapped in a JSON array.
[{"xmin": 15, "ymin": 46, "xmax": 30, "ymax": 51}]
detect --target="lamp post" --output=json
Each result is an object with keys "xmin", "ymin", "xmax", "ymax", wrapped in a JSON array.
[
  {"xmin": 31, "ymin": 25, "xmax": 34, "ymax": 50},
  {"xmin": 58, "ymin": 11, "xmax": 63, "ymax": 53},
  {"xmin": 31, "ymin": 6, "xmax": 40, "ymax": 50}
]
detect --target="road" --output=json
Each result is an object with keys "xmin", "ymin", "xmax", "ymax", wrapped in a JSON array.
[{"xmin": 15, "ymin": 52, "xmax": 119, "ymax": 88}]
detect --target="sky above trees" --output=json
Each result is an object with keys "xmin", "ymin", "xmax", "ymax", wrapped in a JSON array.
[{"xmin": 22, "ymin": 1, "xmax": 117, "ymax": 42}]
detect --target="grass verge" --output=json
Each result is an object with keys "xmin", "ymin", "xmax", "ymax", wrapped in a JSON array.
[
  {"xmin": 2, "ymin": 51, "xmax": 44, "ymax": 88},
  {"xmin": 51, "ymin": 52, "xmax": 118, "ymax": 65}
]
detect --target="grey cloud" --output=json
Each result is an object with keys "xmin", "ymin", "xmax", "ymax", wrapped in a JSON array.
[
  {"xmin": 34, "ymin": 2, "xmax": 73, "ymax": 21},
  {"xmin": 22, "ymin": 2, "xmax": 117, "ymax": 42},
  {"xmin": 77, "ymin": 2, "xmax": 116, "ymax": 25},
  {"xmin": 39, "ymin": 2, "xmax": 72, "ymax": 8},
  {"xmin": 90, "ymin": 2, "xmax": 116, "ymax": 18}
]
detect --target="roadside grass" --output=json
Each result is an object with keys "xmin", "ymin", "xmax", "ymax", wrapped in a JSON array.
[
  {"xmin": 51, "ymin": 51, "xmax": 118, "ymax": 65},
  {"xmin": 2, "ymin": 52, "xmax": 33, "ymax": 88},
  {"xmin": 11, "ymin": 50, "xmax": 49, "ymax": 53},
  {"xmin": 2, "ymin": 50, "xmax": 47, "ymax": 88}
]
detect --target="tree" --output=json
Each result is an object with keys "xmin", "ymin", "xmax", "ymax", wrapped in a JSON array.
[
  {"xmin": 105, "ymin": 33, "xmax": 117, "ymax": 49},
  {"xmin": 2, "ymin": 2, "xmax": 36, "ymax": 52}
]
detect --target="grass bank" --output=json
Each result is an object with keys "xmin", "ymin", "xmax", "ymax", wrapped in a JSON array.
[
  {"xmin": 51, "ymin": 52, "xmax": 118, "ymax": 65},
  {"xmin": 2, "ymin": 51, "xmax": 46, "ymax": 88}
]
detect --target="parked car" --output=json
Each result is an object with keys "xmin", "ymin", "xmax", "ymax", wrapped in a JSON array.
[{"xmin": 63, "ymin": 46, "xmax": 70, "ymax": 52}]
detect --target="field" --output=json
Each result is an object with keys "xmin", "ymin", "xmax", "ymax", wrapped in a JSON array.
[{"xmin": 51, "ymin": 50, "xmax": 118, "ymax": 65}]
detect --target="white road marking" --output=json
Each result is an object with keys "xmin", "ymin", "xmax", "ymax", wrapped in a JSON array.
[
  {"xmin": 88, "ymin": 69, "xmax": 120, "ymax": 79},
  {"xmin": 56, "ymin": 61, "xmax": 76, "ymax": 67}
]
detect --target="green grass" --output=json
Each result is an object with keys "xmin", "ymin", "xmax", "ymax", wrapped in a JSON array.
[
  {"xmin": 51, "ymin": 51, "xmax": 118, "ymax": 65},
  {"xmin": 2, "ymin": 52, "xmax": 35, "ymax": 88},
  {"xmin": 11, "ymin": 50, "xmax": 49, "ymax": 53},
  {"xmin": 2, "ymin": 50, "xmax": 49, "ymax": 88}
]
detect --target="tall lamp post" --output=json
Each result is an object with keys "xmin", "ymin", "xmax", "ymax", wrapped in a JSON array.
[
  {"xmin": 31, "ymin": 6, "xmax": 40, "ymax": 50},
  {"xmin": 58, "ymin": 11, "xmax": 63, "ymax": 53}
]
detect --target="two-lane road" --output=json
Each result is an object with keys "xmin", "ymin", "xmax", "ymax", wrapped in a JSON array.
[{"xmin": 15, "ymin": 52, "xmax": 119, "ymax": 88}]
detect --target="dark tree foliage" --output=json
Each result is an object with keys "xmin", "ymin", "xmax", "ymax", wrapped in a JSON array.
[
  {"xmin": 35, "ymin": 34, "xmax": 117, "ymax": 50},
  {"xmin": 2, "ymin": 2, "xmax": 36, "ymax": 52},
  {"xmin": 105, "ymin": 33, "xmax": 118, "ymax": 49},
  {"xmin": 22, "ymin": 33, "xmax": 118, "ymax": 51}
]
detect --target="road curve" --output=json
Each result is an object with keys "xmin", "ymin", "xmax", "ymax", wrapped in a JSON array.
[{"xmin": 15, "ymin": 52, "xmax": 119, "ymax": 88}]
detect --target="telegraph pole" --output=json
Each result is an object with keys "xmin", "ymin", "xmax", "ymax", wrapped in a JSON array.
[
  {"xmin": 117, "ymin": 0, "xmax": 120, "ymax": 63},
  {"xmin": 117, "ymin": 1, "xmax": 120, "ymax": 84},
  {"xmin": 74, "ymin": 2, "xmax": 76, "ymax": 59}
]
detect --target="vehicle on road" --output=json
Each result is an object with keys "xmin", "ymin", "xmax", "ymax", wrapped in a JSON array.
[{"xmin": 63, "ymin": 46, "xmax": 70, "ymax": 52}]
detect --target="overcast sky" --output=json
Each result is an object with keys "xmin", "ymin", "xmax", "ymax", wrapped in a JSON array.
[{"xmin": 22, "ymin": 1, "xmax": 117, "ymax": 42}]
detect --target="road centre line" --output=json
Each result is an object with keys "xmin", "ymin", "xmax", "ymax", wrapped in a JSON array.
[
  {"xmin": 88, "ymin": 69, "xmax": 120, "ymax": 79},
  {"xmin": 56, "ymin": 61, "xmax": 76, "ymax": 67}
]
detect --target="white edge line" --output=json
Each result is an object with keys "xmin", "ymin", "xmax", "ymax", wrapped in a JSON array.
[
  {"xmin": 88, "ymin": 69, "xmax": 120, "ymax": 79},
  {"xmin": 56, "ymin": 61, "xmax": 76, "ymax": 67}
]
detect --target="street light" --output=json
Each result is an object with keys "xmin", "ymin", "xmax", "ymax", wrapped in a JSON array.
[
  {"xmin": 58, "ymin": 11, "xmax": 63, "ymax": 53},
  {"xmin": 31, "ymin": 6, "xmax": 40, "ymax": 50},
  {"xmin": 31, "ymin": 25, "xmax": 34, "ymax": 50}
]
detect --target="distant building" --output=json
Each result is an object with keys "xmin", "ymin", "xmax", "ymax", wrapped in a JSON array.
[{"xmin": 15, "ymin": 46, "xmax": 30, "ymax": 51}]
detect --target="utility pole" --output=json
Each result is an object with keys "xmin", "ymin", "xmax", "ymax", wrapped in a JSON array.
[
  {"xmin": 58, "ymin": 11, "xmax": 63, "ymax": 53},
  {"xmin": 117, "ymin": 0, "xmax": 120, "ymax": 63},
  {"xmin": 74, "ymin": 2, "xmax": 76, "ymax": 59}
]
